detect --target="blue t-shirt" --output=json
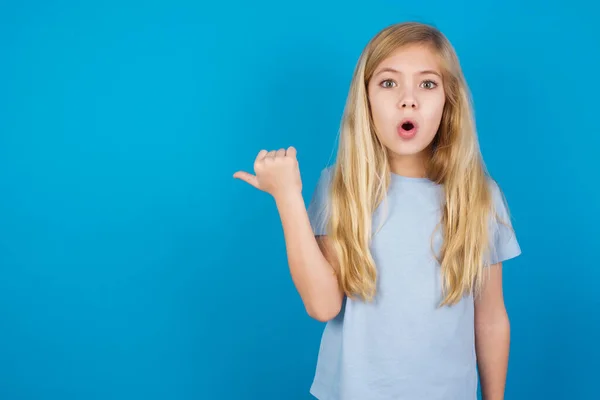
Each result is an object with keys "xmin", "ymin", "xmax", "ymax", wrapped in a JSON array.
[{"xmin": 306, "ymin": 167, "xmax": 521, "ymax": 400}]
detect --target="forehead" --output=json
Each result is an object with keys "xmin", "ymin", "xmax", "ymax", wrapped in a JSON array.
[{"xmin": 375, "ymin": 44, "xmax": 442, "ymax": 74}]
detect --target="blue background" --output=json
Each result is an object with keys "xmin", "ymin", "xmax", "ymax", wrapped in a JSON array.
[{"xmin": 0, "ymin": 1, "xmax": 597, "ymax": 399}]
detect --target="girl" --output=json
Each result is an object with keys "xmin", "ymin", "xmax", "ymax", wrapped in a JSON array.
[{"xmin": 234, "ymin": 21, "xmax": 521, "ymax": 400}]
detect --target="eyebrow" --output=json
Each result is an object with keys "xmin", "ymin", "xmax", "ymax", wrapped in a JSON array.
[{"xmin": 374, "ymin": 67, "xmax": 442, "ymax": 78}]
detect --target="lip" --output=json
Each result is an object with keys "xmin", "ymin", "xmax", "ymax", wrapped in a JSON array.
[{"xmin": 397, "ymin": 118, "xmax": 419, "ymax": 139}]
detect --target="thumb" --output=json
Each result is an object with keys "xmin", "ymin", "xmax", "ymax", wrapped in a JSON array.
[
  {"xmin": 233, "ymin": 171, "xmax": 260, "ymax": 189},
  {"xmin": 286, "ymin": 146, "xmax": 297, "ymax": 158}
]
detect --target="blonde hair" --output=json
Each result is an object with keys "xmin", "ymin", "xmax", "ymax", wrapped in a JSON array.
[{"xmin": 327, "ymin": 21, "xmax": 498, "ymax": 306}]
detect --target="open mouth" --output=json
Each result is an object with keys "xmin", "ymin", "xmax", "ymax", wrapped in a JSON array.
[
  {"xmin": 401, "ymin": 121, "xmax": 415, "ymax": 131},
  {"xmin": 397, "ymin": 119, "xmax": 418, "ymax": 139}
]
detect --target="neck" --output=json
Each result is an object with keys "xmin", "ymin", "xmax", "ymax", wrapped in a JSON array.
[{"xmin": 388, "ymin": 148, "xmax": 431, "ymax": 178}]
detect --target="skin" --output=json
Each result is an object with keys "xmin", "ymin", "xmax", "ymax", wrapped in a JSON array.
[
  {"xmin": 475, "ymin": 263, "xmax": 511, "ymax": 400},
  {"xmin": 233, "ymin": 149, "xmax": 344, "ymax": 322},
  {"xmin": 367, "ymin": 43, "xmax": 446, "ymax": 178},
  {"xmin": 234, "ymin": 43, "xmax": 510, "ymax": 400}
]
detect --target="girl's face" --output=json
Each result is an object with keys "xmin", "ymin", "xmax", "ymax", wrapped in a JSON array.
[{"xmin": 367, "ymin": 44, "xmax": 446, "ymax": 172}]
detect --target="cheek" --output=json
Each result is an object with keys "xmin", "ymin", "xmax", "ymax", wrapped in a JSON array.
[
  {"xmin": 369, "ymin": 94, "xmax": 395, "ymax": 125},
  {"xmin": 423, "ymin": 93, "xmax": 446, "ymax": 121}
]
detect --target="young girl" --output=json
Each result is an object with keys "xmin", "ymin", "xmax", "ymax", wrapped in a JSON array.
[{"xmin": 234, "ymin": 21, "xmax": 521, "ymax": 400}]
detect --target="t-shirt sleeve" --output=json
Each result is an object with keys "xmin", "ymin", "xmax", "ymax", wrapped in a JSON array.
[
  {"xmin": 488, "ymin": 179, "xmax": 522, "ymax": 265},
  {"xmin": 306, "ymin": 167, "xmax": 333, "ymax": 236}
]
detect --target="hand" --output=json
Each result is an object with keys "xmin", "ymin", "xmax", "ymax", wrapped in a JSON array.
[{"xmin": 233, "ymin": 146, "xmax": 302, "ymax": 200}]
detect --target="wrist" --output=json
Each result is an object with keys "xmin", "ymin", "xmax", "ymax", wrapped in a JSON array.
[{"xmin": 273, "ymin": 189, "xmax": 303, "ymax": 207}]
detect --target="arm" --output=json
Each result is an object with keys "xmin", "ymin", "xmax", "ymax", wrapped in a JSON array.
[
  {"xmin": 234, "ymin": 147, "xmax": 343, "ymax": 322},
  {"xmin": 275, "ymin": 192, "xmax": 344, "ymax": 321},
  {"xmin": 474, "ymin": 262, "xmax": 511, "ymax": 400}
]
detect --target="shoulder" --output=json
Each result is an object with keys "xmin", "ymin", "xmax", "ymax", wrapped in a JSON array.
[
  {"xmin": 484, "ymin": 176, "xmax": 522, "ymax": 263},
  {"xmin": 313, "ymin": 165, "xmax": 335, "ymax": 191},
  {"xmin": 484, "ymin": 176, "xmax": 517, "ymax": 230},
  {"xmin": 486, "ymin": 176, "xmax": 502, "ymax": 198},
  {"xmin": 486, "ymin": 176, "xmax": 508, "ymax": 211},
  {"xmin": 319, "ymin": 165, "xmax": 335, "ymax": 181},
  {"xmin": 307, "ymin": 165, "xmax": 336, "ymax": 235}
]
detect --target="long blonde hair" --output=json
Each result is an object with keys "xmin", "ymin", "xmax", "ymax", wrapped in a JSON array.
[{"xmin": 327, "ymin": 21, "xmax": 497, "ymax": 306}]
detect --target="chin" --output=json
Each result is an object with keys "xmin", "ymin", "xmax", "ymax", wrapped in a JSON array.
[{"xmin": 389, "ymin": 141, "xmax": 430, "ymax": 157}]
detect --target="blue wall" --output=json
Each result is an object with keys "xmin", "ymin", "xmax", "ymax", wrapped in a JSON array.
[{"xmin": 0, "ymin": 1, "xmax": 597, "ymax": 399}]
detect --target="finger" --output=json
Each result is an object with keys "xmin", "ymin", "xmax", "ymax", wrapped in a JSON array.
[
  {"xmin": 266, "ymin": 150, "xmax": 277, "ymax": 158},
  {"xmin": 233, "ymin": 171, "xmax": 259, "ymax": 189},
  {"xmin": 286, "ymin": 146, "xmax": 297, "ymax": 158},
  {"xmin": 255, "ymin": 149, "xmax": 268, "ymax": 163},
  {"xmin": 276, "ymin": 148, "xmax": 286, "ymax": 157}
]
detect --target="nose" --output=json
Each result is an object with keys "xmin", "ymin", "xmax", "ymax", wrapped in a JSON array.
[
  {"xmin": 398, "ymin": 97, "xmax": 417, "ymax": 109},
  {"xmin": 398, "ymin": 89, "xmax": 418, "ymax": 109}
]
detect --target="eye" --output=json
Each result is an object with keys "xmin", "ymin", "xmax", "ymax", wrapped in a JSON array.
[
  {"xmin": 420, "ymin": 80, "xmax": 438, "ymax": 89},
  {"xmin": 380, "ymin": 79, "xmax": 396, "ymax": 88}
]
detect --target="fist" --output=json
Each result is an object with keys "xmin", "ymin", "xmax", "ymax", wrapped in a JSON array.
[{"xmin": 233, "ymin": 146, "xmax": 302, "ymax": 199}]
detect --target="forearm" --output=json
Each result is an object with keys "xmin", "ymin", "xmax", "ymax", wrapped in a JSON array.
[
  {"xmin": 275, "ymin": 191, "xmax": 342, "ymax": 321},
  {"xmin": 475, "ymin": 312, "xmax": 510, "ymax": 400}
]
